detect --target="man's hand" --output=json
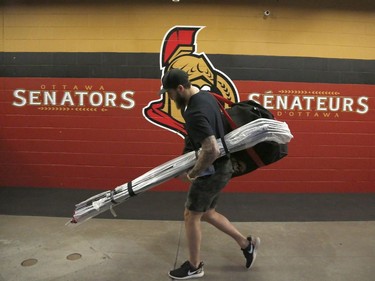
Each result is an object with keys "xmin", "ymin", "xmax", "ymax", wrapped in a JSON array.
[
  {"xmin": 176, "ymin": 172, "xmax": 190, "ymax": 183},
  {"xmin": 176, "ymin": 171, "xmax": 198, "ymax": 183}
]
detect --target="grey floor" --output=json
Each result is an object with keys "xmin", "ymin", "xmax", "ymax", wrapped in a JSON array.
[{"xmin": 1, "ymin": 215, "xmax": 374, "ymax": 281}]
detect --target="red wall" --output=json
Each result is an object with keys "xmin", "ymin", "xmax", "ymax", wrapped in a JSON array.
[{"xmin": 1, "ymin": 77, "xmax": 374, "ymax": 192}]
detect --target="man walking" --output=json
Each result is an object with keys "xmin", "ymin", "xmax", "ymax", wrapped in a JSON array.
[{"xmin": 160, "ymin": 69, "xmax": 260, "ymax": 280}]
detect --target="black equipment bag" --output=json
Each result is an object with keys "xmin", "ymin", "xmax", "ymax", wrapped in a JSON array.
[{"xmin": 212, "ymin": 93, "xmax": 288, "ymax": 177}]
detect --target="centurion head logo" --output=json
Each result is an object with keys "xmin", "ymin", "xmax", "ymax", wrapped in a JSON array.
[{"xmin": 143, "ymin": 26, "xmax": 239, "ymax": 138}]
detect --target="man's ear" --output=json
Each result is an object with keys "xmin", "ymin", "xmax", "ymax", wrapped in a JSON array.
[{"xmin": 177, "ymin": 84, "xmax": 184, "ymax": 92}]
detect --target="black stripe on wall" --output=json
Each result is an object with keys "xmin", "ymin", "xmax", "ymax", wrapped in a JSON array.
[
  {"xmin": 1, "ymin": 187, "xmax": 375, "ymax": 222},
  {"xmin": 1, "ymin": 52, "xmax": 374, "ymax": 84}
]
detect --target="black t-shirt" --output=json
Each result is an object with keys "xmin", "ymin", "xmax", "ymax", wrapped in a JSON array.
[{"xmin": 183, "ymin": 91, "xmax": 224, "ymax": 149}]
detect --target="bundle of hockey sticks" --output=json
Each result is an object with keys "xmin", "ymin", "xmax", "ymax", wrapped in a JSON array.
[{"xmin": 68, "ymin": 118, "xmax": 293, "ymax": 225}]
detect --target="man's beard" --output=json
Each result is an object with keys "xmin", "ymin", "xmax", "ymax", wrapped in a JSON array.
[{"xmin": 174, "ymin": 92, "xmax": 186, "ymax": 110}]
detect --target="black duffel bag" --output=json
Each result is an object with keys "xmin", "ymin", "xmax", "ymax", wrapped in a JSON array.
[{"xmin": 212, "ymin": 93, "xmax": 288, "ymax": 178}]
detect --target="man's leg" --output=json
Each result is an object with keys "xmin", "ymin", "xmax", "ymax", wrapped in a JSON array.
[
  {"xmin": 184, "ymin": 208, "xmax": 204, "ymax": 268},
  {"xmin": 168, "ymin": 208, "xmax": 205, "ymax": 279},
  {"xmin": 201, "ymin": 208, "xmax": 249, "ymax": 249},
  {"xmin": 201, "ymin": 208, "xmax": 260, "ymax": 269}
]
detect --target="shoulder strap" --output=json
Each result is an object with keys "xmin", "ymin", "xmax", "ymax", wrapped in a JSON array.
[
  {"xmin": 209, "ymin": 93, "xmax": 232, "ymax": 155},
  {"xmin": 212, "ymin": 94, "xmax": 237, "ymax": 129},
  {"xmin": 210, "ymin": 92, "xmax": 265, "ymax": 167},
  {"xmin": 210, "ymin": 92, "xmax": 235, "ymax": 106},
  {"xmin": 216, "ymin": 109, "xmax": 229, "ymax": 155}
]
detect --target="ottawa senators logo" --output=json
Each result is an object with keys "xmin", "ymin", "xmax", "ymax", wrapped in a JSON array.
[{"xmin": 143, "ymin": 26, "xmax": 239, "ymax": 138}]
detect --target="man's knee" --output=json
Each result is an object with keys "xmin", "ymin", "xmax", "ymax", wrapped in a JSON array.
[{"xmin": 184, "ymin": 208, "xmax": 203, "ymax": 221}]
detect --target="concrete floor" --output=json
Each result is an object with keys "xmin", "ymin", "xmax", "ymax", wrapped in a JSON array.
[{"xmin": 0, "ymin": 215, "xmax": 374, "ymax": 281}]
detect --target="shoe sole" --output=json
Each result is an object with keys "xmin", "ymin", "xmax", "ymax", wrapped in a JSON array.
[
  {"xmin": 168, "ymin": 271, "xmax": 204, "ymax": 280},
  {"xmin": 248, "ymin": 236, "xmax": 261, "ymax": 270}
]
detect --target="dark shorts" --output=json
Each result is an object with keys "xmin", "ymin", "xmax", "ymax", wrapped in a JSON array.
[{"xmin": 185, "ymin": 157, "xmax": 233, "ymax": 212}]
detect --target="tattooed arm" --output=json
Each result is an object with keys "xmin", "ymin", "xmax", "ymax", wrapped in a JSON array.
[{"xmin": 187, "ymin": 135, "xmax": 220, "ymax": 180}]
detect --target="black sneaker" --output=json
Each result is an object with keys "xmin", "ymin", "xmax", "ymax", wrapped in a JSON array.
[
  {"xmin": 168, "ymin": 260, "xmax": 204, "ymax": 280},
  {"xmin": 241, "ymin": 236, "xmax": 260, "ymax": 269}
]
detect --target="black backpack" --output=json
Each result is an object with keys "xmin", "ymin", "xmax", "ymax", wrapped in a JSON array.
[{"xmin": 212, "ymin": 93, "xmax": 288, "ymax": 177}]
